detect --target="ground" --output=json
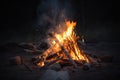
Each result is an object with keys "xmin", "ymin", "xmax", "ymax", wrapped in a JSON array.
[{"xmin": 0, "ymin": 42, "xmax": 120, "ymax": 80}]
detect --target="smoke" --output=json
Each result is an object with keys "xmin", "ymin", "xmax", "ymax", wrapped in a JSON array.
[{"xmin": 37, "ymin": 0, "xmax": 74, "ymax": 36}]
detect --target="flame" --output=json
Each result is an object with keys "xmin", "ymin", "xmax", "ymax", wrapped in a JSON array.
[{"xmin": 42, "ymin": 20, "xmax": 89, "ymax": 65}]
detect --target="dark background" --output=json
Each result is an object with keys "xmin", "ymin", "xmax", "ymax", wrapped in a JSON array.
[
  {"xmin": 0, "ymin": 1, "xmax": 120, "ymax": 80},
  {"xmin": 1, "ymin": 0, "xmax": 119, "ymax": 44}
]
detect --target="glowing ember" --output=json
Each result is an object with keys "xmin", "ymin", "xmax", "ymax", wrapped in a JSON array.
[
  {"xmin": 39, "ymin": 20, "xmax": 89, "ymax": 67},
  {"xmin": 37, "ymin": 61, "xmax": 45, "ymax": 67}
]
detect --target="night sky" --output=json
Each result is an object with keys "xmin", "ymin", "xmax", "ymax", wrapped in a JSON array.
[{"xmin": 1, "ymin": 0, "xmax": 119, "ymax": 44}]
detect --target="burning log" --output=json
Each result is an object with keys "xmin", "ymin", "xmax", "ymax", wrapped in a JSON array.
[
  {"xmin": 31, "ymin": 51, "xmax": 62, "ymax": 67},
  {"xmin": 32, "ymin": 55, "xmax": 45, "ymax": 66},
  {"xmin": 46, "ymin": 53, "xmax": 58, "ymax": 60},
  {"xmin": 46, "ymin": 51, "xmax": 62, "ymax": 60},
  {"xmin": 59, "ymin": 59, "xmax": 73, "ymax": 67},
  {"xmin": 87, "ymin": 56, "xmax": 98, "ymax": 64},
  {"xmin": 43, "ymin": 32, "xmax": 78, "ymax": 68},
  {"xmin": 41, "ymin": 57, "xmax": 62, "ymax": 69},
  {"xmin": 74, "ymin": 60, "xmax": 86, "ymax": 66},
  {"xmin": 59, "ymin": 59, "xmax": 86, "ymax": 67},
  {"xmin": 55, "ymin": 39, "xmax": 78, "ymax": 68},
  {"xmin": 49, "ymin": 31, "xmax": 78, "ymax": 68},
  {"xmin": 61, "ymin": 49, "xmax": 77, "ymax": 68},
  {"xmin": 86, "ymin": 53, "xmax": 103, "ymax": 65}
]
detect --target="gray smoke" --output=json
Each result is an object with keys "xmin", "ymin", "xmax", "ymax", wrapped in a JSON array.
[{"xmin": 37, "ymin": 0, "xmax": 74, "ymax": 36}]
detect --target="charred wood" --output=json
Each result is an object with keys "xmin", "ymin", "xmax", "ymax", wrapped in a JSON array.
[{"xmin": 41, "ymin": 57, "xmax": 62, "ymax": 69}]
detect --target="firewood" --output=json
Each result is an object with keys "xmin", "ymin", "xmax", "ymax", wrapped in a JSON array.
[
  {"xmin": 19, "ymin": 43, "xmax": 34, "ymax": 50},
  {"xmin": 41, "ymin": 57, "xmax": 62, "ymax": 69},
  {"xmin": 59, "ymin": 61, "xmax": 73, "ymax": 67},
  {"xmin": 53, "ymin": 38, "xmax": 78, "ymax": 68},
  {"xmin": 22, "ymin": 42, "xmax": 46, "ymax": 54},
  {"xmin": 32, "ymin": 56, "xmax": 45, "ymax": 65},
  {"xmin": 46, "ymin": 51, "xmax": 62, "ymax": 60},
  {"xmin": 24, "ymin": 49, "xmax": 34, "ymax": 53},
  {"xmin": 47, "ymin": 33, "xmax": 78, "ymax": 68},
  {"xmin": 86, "ymin": 55, "xmax": 98, "ymax": 64},
  {"xmin": 67, "ymin": 41, "xmax": 80, "ymax": 60},
  {"xmin": 86, "ymin": 54, "xmax": 102, "ymax": 63},
  {"xmin": 60, "ymin": 46, "xmax": 78, "ymax": 68},
  {"xmin": 74, "ymin": 60, "xmax": 86, "ymax": 65},
  {"xmin": 46, "ymin": 53, "xmax": 58, "ymax": 60},
  {"xmin": 24, "ymin": 49, "xmax": 43, "ymax": 53},
  {"xmin": 59, "ymin": 59, "xmax": 86, "ymax": 67}
]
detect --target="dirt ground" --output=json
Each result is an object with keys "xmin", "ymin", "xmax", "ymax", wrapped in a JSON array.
[{"xmin": 0, "ymin": 42, "xmax": 120, "ymax": 80}]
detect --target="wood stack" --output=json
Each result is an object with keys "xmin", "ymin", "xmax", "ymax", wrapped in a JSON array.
[{"xmin": 19, "ymin": 42, "xmax": 103, "ymax": 70}]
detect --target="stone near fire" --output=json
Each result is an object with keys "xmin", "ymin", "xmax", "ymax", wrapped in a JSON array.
[
  {"xmin": 9, "ymin": 56, "xmax": 22, "ymax": 65},
  {"xmin": 40, "ymin": 69, "xmax": 70, "ymax": 80}
]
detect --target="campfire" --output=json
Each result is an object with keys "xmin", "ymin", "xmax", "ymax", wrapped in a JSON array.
[
  {"xmin": 36, "ymin": 20, "xmax": 90, "ymax": 68},
  {"xmin": 9, "ymin": 20, "xmax": 104, "ymax": 72}
]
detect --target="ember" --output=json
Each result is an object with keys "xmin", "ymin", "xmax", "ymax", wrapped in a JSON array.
[{"xmin": 37, "ymin": 20, "xmax": 89, "ymax": 67}]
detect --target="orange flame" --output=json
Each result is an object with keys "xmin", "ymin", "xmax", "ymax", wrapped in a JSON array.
[{"xmin": 42, "ymin": 20, "xmax": 89, "ymax": 65}]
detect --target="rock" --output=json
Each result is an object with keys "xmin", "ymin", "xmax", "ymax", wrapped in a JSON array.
[
  {"xmin": 48, "ymin": 63, "xmax": 61, "ymax": 71},
  {"xmin": 40, "ymin": 69, "xmax": 70, "ymax": 80},
  {"xmin": 9, "ymin": 56, "xmax": 22, "ymax": 65}
]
